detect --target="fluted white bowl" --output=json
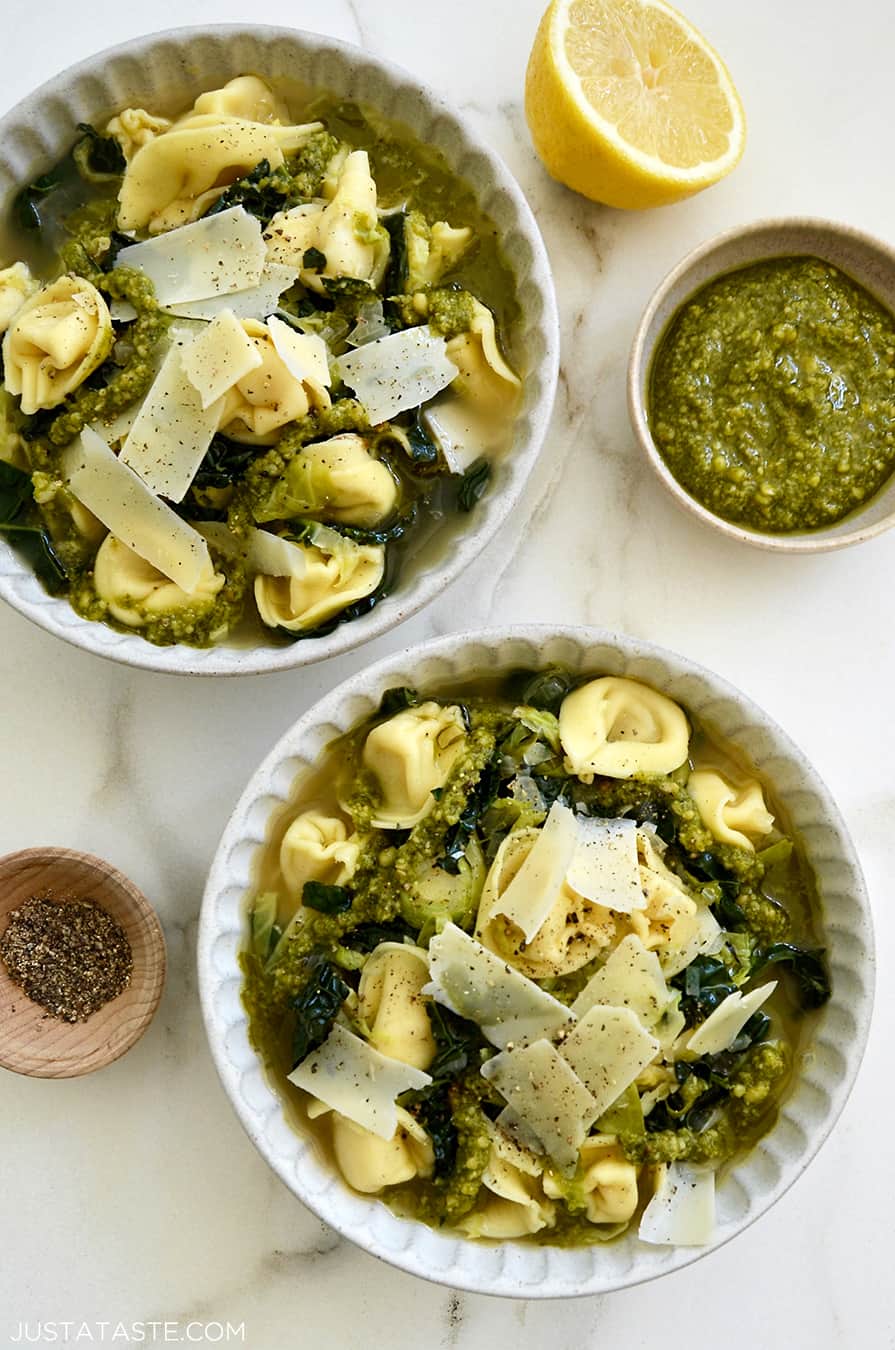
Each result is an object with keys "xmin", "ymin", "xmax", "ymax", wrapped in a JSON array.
[
  {"xmin": 0, "ymin": 27, "xmax": 558, "ymax": 675},
  {"xmin": 198, "ymin": 626, "xmax": 874, "ymax": 1297}
]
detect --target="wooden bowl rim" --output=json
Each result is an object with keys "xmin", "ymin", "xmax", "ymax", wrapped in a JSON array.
[{"xmin": 0, "ymin": 846, "xmax": 167, "ymax": 1078}]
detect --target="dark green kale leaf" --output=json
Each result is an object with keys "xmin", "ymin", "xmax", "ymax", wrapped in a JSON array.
[
  {"xmin": 341, "ymin": 918, "xmax": 418, "ymax": 953},
  {"xmin": 516, "ymin": 665, "xmax": 576, "ymax": 715},
  {"xmin": 752, "ymin": 942, "xmax": 831, "ymax": 1010},
  {"xmin": 13, "ymin": 124, "xmax": 124, "ymax": 232},
  {"xmin": 378, "ymin": 686, "xmax": 419, "ymax": 717},
  {"xmin": 425, "ymin": 1003, "xmax": 484, "ymax": 1084},
  {"xmin": 398, "ymin": 412, "xmax": 440, "ymax": 467},
  {"xmin": 193, "ymin": 435, "xmax": 258, "ymax": 490},
  {"xmin": 301, "ymin": 881, "xmax": 353, "ymax": 915},
  {"xmin": 289, "ymin": 950, "xmax": 349, "ymax": 1069},
  {"xmin": 382, "ymin": 211, "xmax": 408, "ymax": 295},
  {"xmin": 671, "ymin": 955, "xmax": 739, "ymax": 1027},
  {"xmin": 75, "ymin": 122, "xmax": 126, "ymax": 176},
  {"xmin": 0, "ymin": 461, "xmax": 32, "ymax": 521},
  {"xmin": 455, "ymin": 457, "xmax": 491, "ymax": 512},
  {"xmin": 399, "ymin": 1005, "xmax": 486, "ymax": 1177},
  {"xmin": 0, "ymin": 462, "xmax": 68, "ymax": 593},
  {"xmin": 203, "ymin": 158, "xmax": 299, "ymax": 226},
  {"xmin": 13, "ymin": 167, "xmax": 66, "ymax": 232},
  {"xmin": 437, "ymin": 752, "xmax": 502, "ymax": 874},
  {"xmin": 407, "ymin": 1087, "xmax": 456, "ymax": 1175},
  {"xmin": 321, "ymin": 276, "xmax": 378, "ymax": 314},
  {"xmin": 303, "ymin": 246, "xmax": 327, "ymax": 271},
  {"xmin": 325, "ymin": 503, "xmax": 418, "ymax": 546}
]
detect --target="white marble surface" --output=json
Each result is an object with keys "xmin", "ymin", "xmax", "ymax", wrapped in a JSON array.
[{"xmin": 0, "ymin": 0, "xmax": 892, "ymax": 1344}]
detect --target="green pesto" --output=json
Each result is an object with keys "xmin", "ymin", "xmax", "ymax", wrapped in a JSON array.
[
  {"xmin": 405, "ymin": 1075, "xmax": 494, "ymax": 1226},
  {"xmin": 68, "ymin": 550, "xmax": 247, "ymax": 648},
  {"xmin": 620, "ymin": 1041, "xmax": 790, "ymax": 1166},
  {"xmin": 390, "ymin": 286, "xmax": 477, "ymax": 338},
  {"xmin": 29, "ymin": 472, "xmax": 99, "ymax": 573},
  {"xmin": 650, "ymin": 257, "xmax": 895, "ymax": 533},
  {"xmin": 27, "ymin": 267, "xmax": 169, "ymax": 460},
  {"xmin": 240, "ymin": 401, "xmax": 370, "ymax": 524},
  {"xmin": 279, "ymin": 131, "xmax": 342, "ymax": 201}
]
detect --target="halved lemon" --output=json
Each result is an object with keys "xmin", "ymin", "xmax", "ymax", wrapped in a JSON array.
[{"xmin": 525, "ymin": 0, "xmax": 746, "ymax": 209}]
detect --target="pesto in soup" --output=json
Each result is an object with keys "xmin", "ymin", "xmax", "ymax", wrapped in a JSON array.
[
  {"xmin": 0, "ymin": 78, "xmax": 520, "ymax": 648},
  {"xmin": 649, "ymin": 256, "xmax": 895, "ymax": 533},
  {"xmin": 241, "ymin": 668, "xmax": 830, "ymax": 1248}
]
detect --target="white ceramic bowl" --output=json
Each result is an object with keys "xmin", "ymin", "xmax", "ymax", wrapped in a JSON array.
[
  {"xmin": 199, "ymin": 625, "xmax": 874, "ymax": 1297},
  {"xmin": 0, "ymin": 27, "xmax": 558, "ymax": 675},
  {"xmin": 628, "ymin": 217, "xmax": 895, "ymax": 553}
]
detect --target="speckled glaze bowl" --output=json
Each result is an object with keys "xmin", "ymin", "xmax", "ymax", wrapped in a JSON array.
[
  {"xmin": 198, "ymin": 625, "xmax": 874, "ymax": 1297},
  {"xmin": 628, "ymin": 218, "xmax": 895, "ymax": 553},
  {"xmin": 0, "ymin": 27, "xmax": 558, "ymax": 675}
]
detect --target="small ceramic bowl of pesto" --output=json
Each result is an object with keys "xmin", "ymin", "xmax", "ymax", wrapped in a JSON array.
[{"xmin": 628, "ymin": 218, "xmax": 895, "ymax": 552}]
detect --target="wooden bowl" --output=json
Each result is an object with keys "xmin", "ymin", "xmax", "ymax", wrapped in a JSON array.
[{"xmin": 0, "ymin": 848, "xmax": 166, "ymax": 1078}]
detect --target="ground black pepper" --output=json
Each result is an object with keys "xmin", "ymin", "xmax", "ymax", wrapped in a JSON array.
[{"xmin": 0, "ymin": 895, "xmax": 133, "ymax": 1022}]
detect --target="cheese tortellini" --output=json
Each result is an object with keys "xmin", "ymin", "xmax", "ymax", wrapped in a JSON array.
[
  {"xmin": 116, "ymin": 77, "xmax": 322, "ymax": 232},
  {"xmin": 105, "ymin": 107, "xmax": 172, "ymax": 162},
  {"xmin": 457, "ymin": 1127, "xmax": 555, "ymax": 1239},
  {"xmin": 0, "ymin": 262, "xmax": 39, "ymax": 335},
  {"xmin": 265, "ymin": 149, "xmax": 389, "ymax": 291},
  {"xmin": 688, "ymin": 769, "xmax": 775, "ymax": 851},
  {"xmin": 254, "ymin": 533, "xmax": 384, "ymax": 633},
  {"xmin": 330, "ymin": 1106, "xmax": 434, "ymax": 1194},
  {"xmin": 446, "ymin": 298, "xmax": 521, "ymax": 415},
  {"xmin": 219, "ymin": 318, "xmax": 329, "ymax": 444},
  {"xmin": 3, "ymin": 276, "xmax": 114, "ymax": 415},
  {"xmin": 477, "ymin": 827, "xmax": 616, "ymax": 978},
  {"xmin": 404, "ymin": 211, "xmax": 474, "ymax": 290},
  {"xmin": 559, "ymin": 676, "xmax": 690, "ymax": 779},
  {"xmin": 256, "ymin": 433, "xmax": 398, "ymax": 527},
  {"xmin": 361, "ymin": 702, "xmax": 468, "ymax": 829},
  {"xmin": 632, "ymin": 833, "xmax": 720, "ymax": 977},
  {"xmin": 357, "ymin": 942, "xmax": 436, "ymax": 1070},
  {"xmin": 543, "ymin": 1136, "xmax": 640, "ymax": 1225},
  {"xmin": 279, "ymin": 809, "xmax": 361, "ymax": 903},
  {"xmin": 93, "ymin": 535, "xmax": 225, "ymax": 628}
]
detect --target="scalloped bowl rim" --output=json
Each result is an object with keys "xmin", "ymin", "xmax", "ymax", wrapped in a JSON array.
[
  {"xmin": 198, "ymin": 624, "xmax": 875, "ymax": 1297},
  {"xmin": 0, "ymin": 25, "xmax": 559, "ymax": 675}
]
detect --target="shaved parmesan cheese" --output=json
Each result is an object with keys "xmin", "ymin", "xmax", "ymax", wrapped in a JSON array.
[
  {"xmin": 482, "ymin": 1040, "xmax": 598, "ymax": 1172},
  {"xmin": 167, "ymin": 264, "xmax": 298, "ymax": 321},
  {"xmin": 267, "ymin": 317, "xmax": 331, "ymax": 389},
  {"xmin": 424, "ymin": 922, "xmax": 572, "ymax": 1050},
  {"xmin": 639, "ymin": 1164, "xmax": 716, "ymax": 1246},
  {"xmin": 558, "ymin": 1005, "xmax": 660, "ymax": 1119},
  {"xmin": 119, "ymin": 339, "xmax": 222, "ymax": 501},
  {"xmin": 660, "ymin": 904, "xmax": 725, "ymax": 978},
  {"xmin": 686, "ymin": 983, "xmax": 777, "ymax": 1056},
  {"xmin": 61, "ymin": 427, "xmax": 212, "ymax": 593},
  {"xmin": 287, "ymin": 1023, "xmax": 431, "ymax": 1140},
  {"xmin": 196, "ymin": 523, "xmax": 309, "ymax": 579},
  {"xmin": 496, "ymin": 801, "xmax": 579, "ymax": 942},
  {"xmin": 335, "ymin": 326, "xmax": 457, "ymax": 425},
  {"xmin": 181, "ymin": 309, "xmax": 262, "ymax": 410},
  {"xmin": 249, "ymin": 531, "xmax": 308, "ymax": 578},
  {"xmin": 572, "ymin": 934, "xmax": 670, "ymax": 1029},
  {"xmin": 422, "ymin": 395, "xmax": 498, "ymax": 473},
  {"xmin": 114, "ymin": 207, "xmax": 265, "ymax": 307},
  {"xmin": 567, "ymin": 816, "xmax": 645, "ymax": 913}
]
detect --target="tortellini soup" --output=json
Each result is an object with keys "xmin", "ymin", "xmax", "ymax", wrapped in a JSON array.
[
  {"xmin": 242, "ymin": 668, "xmax": 830, "ymax": 1248},
  {"xmin": 0, "ymin": 77, "xmax": 520, "ymax": 648}
]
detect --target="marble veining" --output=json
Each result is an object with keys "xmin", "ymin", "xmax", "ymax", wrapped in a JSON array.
[{"xmin": 2, "ymin": 0, "xmax": 894, "ymax": 1346}]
